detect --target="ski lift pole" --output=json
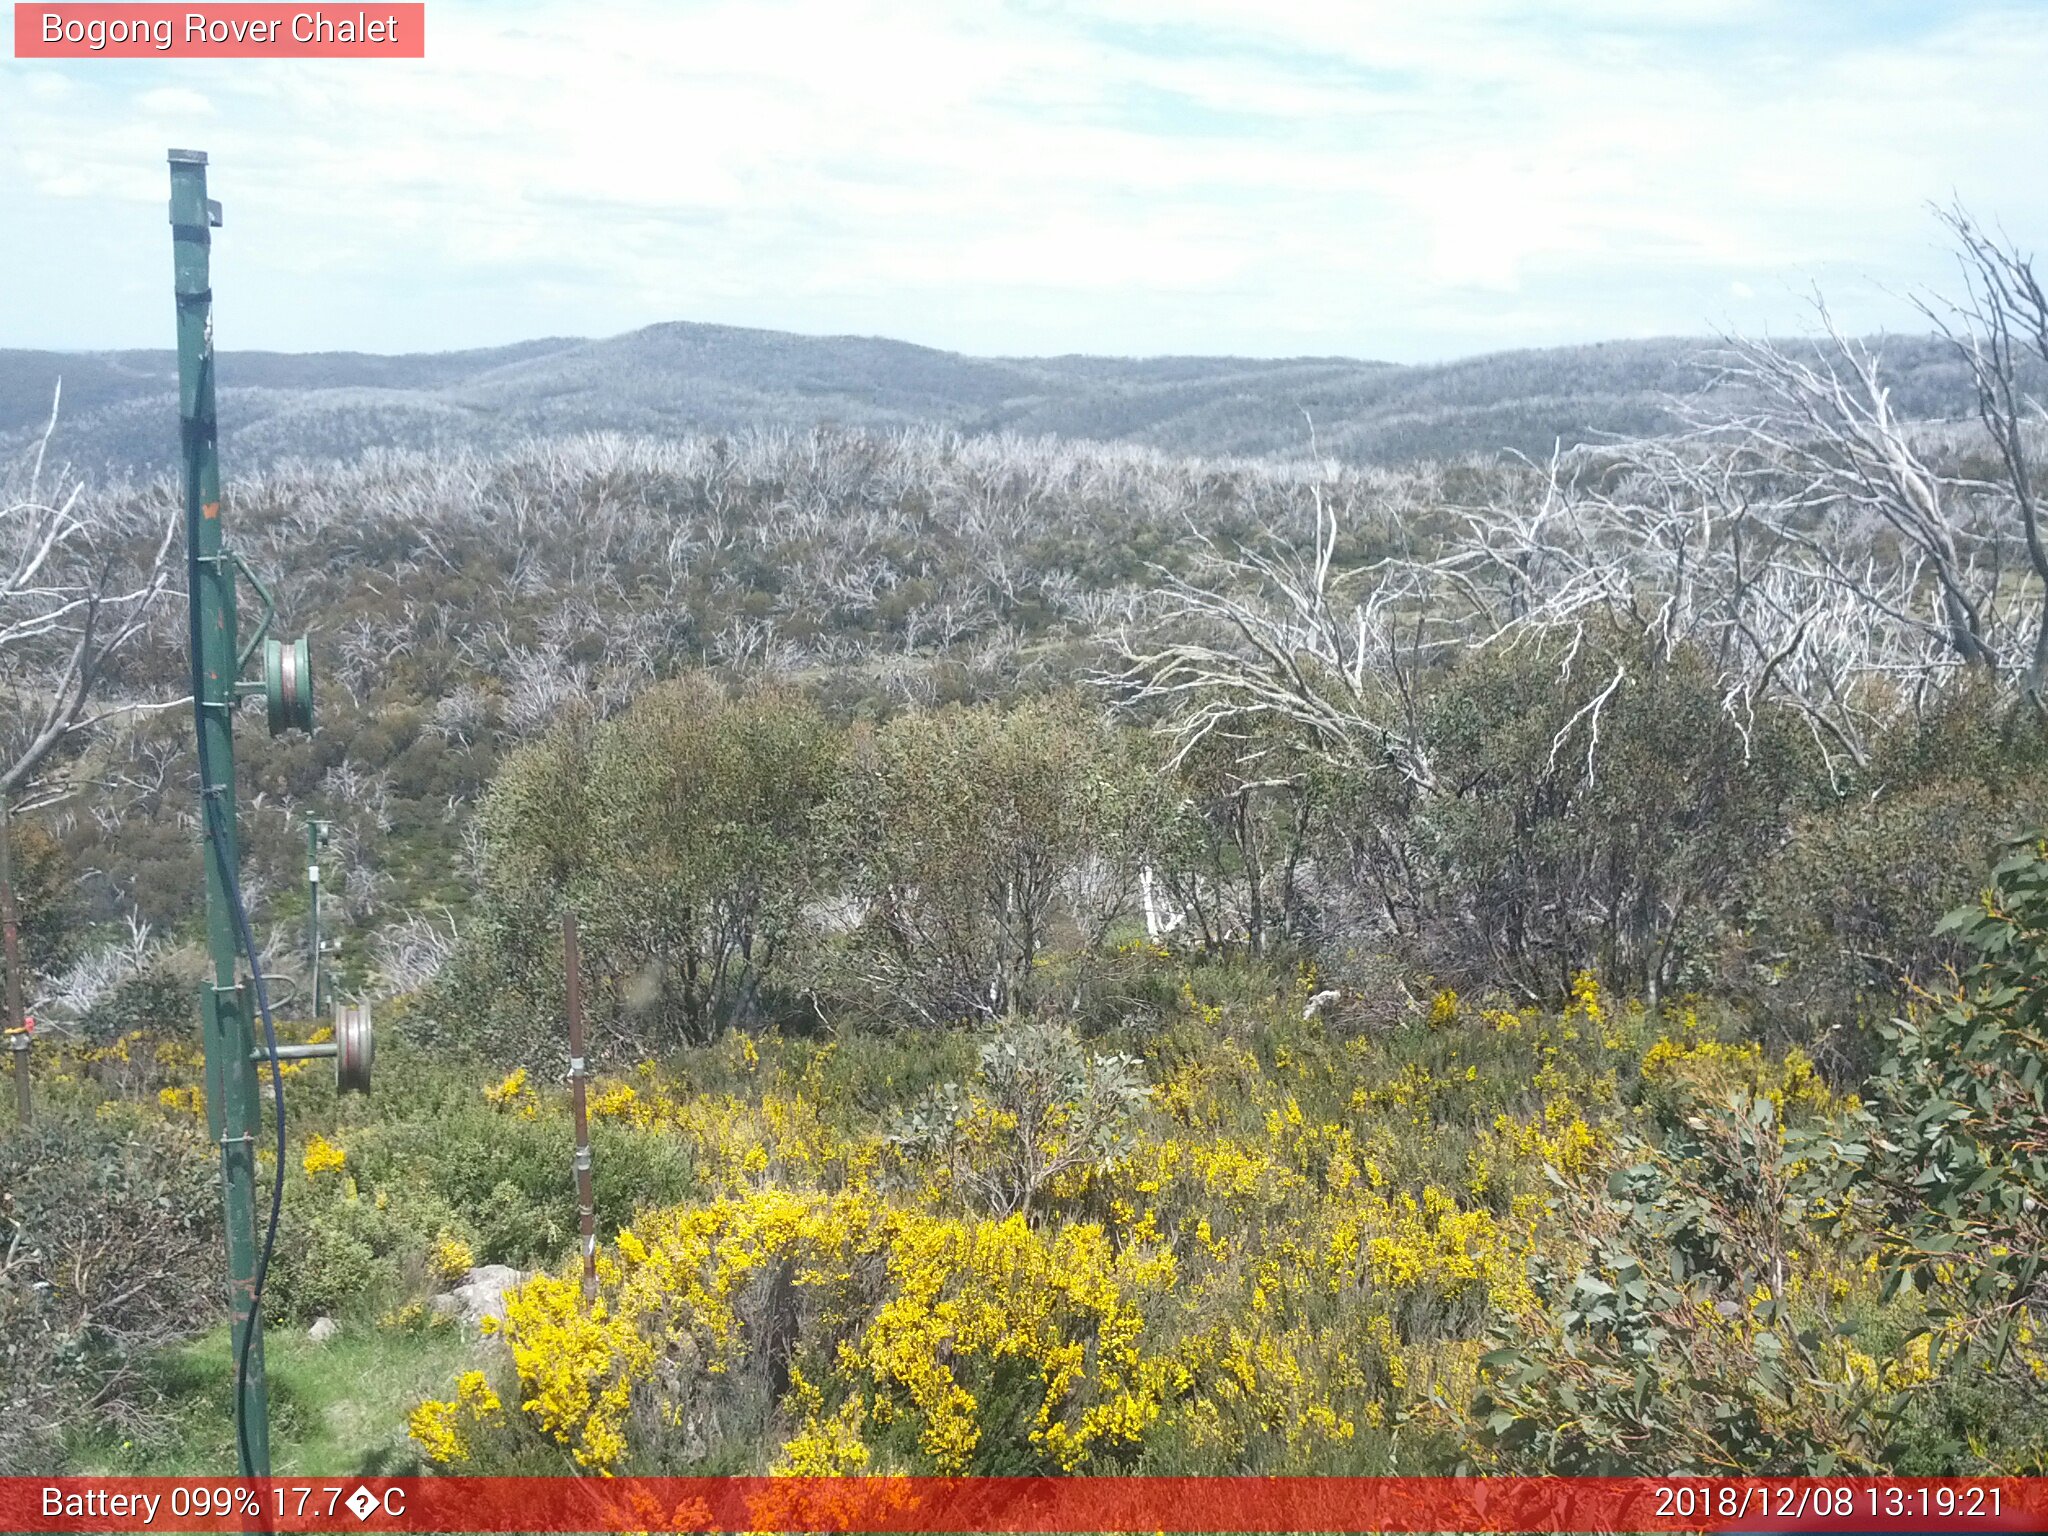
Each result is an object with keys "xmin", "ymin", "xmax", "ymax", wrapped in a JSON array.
[
  {"xmin": 307, "ymin": 819, "xmax": 329, "ymax": 1018},
  {"xmin": 564, "ymin": 911, "xmax": 596, "ymax": 1302},
  {"xmin": 1, "ymin": 790, "xmax": 28, "ymax": 1128},
  {"xmin": 170, "ymin": 147, "xmax": 272, "ymax": 1479},
  {"xmin": 169, "ymin": 147, "xmax": 334, "ymax": 1483},
  {"xmin": 4, "ymin": 1025, "xmax": 26, "ymax": 1129}
]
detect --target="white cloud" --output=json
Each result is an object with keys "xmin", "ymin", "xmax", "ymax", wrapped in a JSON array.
[
  {"xmin": 2, "ymin": 1, "xmax": 2045, "ymax": 358},
  {"xmin": 136, "ymin": 87, "xmax": 213, "ymax": 114}
]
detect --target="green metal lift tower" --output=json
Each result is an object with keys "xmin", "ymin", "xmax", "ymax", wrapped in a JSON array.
[{"xmin": 170, "ymin": 148, "xmax": 352, "ymax": 1478}]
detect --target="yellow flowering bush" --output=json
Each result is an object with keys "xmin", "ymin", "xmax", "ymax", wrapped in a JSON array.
[
  {"xmin": 1480, "ymin": 1103, "xmax": 1601, "ymax": 1187},
  {"xmin": 587, "ymin": 1082, "xmax": 639, "ymax": 1120},
  {"xmin": 302, "ymin": 1133, "xmax": 347, "ymax": 1177},
  {"xmin": 426, "ymin": 1049, "xmax": 1561, "ymax": 1477},
  {"xmin": 484, "ymin": 1066, "xmax": 539, "ymax": 1117},
  {"xmin": 455, "ymin": 1190, "xmax": 1182, "ymax": 1474},
  {"xmin": 156, "ymin": 1084, "xmax": 205, "ymax": 1118},
  {"xmin": 409, "ymin": 1370, "xmax": 503, "ymax": 1464},
  {"xmin": 406, "ymin": 972, "xmax": 2015, "ymax": 1478},
  {"xmin": 430, "ymin": 1230, "xmax": 476, "ymax": 1284},
  {"xmin": 1640, "ymin": 1033, "xmax": 1837, "ymax": 1118}
]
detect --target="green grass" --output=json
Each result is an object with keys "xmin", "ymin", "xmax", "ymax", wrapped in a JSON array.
[{"xmin": 67, "ymin": 1314, "xmax": 481, "ymax": 1477}]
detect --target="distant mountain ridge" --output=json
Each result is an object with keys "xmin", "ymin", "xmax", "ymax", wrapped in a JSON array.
[{"xmin": 0, "ymin": 321, "xmax": 1993, "ymax": 473}]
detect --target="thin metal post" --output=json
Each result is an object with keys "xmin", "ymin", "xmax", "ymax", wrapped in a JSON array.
[
  {"xmin": 171, "ymin": 147, "xmax": 269, "ymax": 1477},
  {"xmin": 5, "ymin": 1036, "xmax": 23, "ymax": 1129},
  {"xmin": 307, "ymin": 819, "xmax": 326, "ymax": 1019},
  {"xmin": 0, "ymin": 791, "xmax": 28, "ymax": 1127},
  {"xmin": 564, "ymin": 911, "xmax": 596, "ymax": 1302}
]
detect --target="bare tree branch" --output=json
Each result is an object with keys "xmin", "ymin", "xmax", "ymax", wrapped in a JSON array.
[{"xmin": 0, "ymin": 387, "xmax": 179, "ymax": 798}]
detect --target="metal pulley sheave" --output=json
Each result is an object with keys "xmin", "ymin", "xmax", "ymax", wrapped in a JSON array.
[
  {"xmin": 334, "ymin": 1001, "xmax": 373, "ymax": 1095},
  {"xmin": 264, "ymin": 634, "xmax": 313, "ymax": 736},
  {"xmin": 250, "ymin": 999, "xmax": 372, "ymax": 1095}
]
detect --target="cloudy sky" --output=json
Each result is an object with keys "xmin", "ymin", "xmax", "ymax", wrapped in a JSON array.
[{"xmin": 5, "ymin": 0, "xmax": 2046, "ymax": 361}]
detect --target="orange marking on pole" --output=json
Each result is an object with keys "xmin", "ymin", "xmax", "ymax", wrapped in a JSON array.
[{"xmin": 203, "ymin": 501, "xmax": 220, "ymax": 518}]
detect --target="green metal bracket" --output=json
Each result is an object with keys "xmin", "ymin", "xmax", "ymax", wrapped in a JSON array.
[
  {"xmin": 230, "ymin": 550, "xmax": 275, "ymax": 672},
  {"xmin": 225, "ymin": 552, "xmax": 313, "ymax": 736}
]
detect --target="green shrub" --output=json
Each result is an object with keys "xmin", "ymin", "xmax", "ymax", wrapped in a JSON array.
[
  {"xmin": 886, "ymin": 1016, "xmax": 1149, "ymax": 1220},
  {"xmin": 1740, "ymin": 776, "xmax": 2048, "ymax": 1068},
  {"xmin": 821, "ymin": 693, "xmax": 1158, "ymax": 1027},
  {"xmin": 78, "ymin": 968, "xmax": 193, "ymax": 1045},
  {"xmin": 327, "ymin": 1053, "xmax": 697, "ymax": 1269},
  {"xmin": 1325, "ymin": 629, "xmax": 1810, "ymax": 1006},
  {"xmin": 0, "ymin": 1107, "xmax": 217, "ymax": 1472},
  {"xmin": 446, "ymin": 676, "xmax": 839, "ymax": 1054},
  {"xmin": 1856, "ymin": 834, "xmax": 2048, "ymax": 1382},
  {"xmin": 1473, "ymin": 1097, "xmax": 1886, "ymax": 1474},
  {"xmin": 268, "ymin": 1188, "xmax": 403, "ymax": 1323},
  {"xmin": 4, "ymin": 818, "xmax": 80, "ymax": 978}
]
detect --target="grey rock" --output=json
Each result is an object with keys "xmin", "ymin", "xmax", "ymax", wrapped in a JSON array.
[
  {"xmin": 307, "ymin": 1316, "xmax": 340, "ymax": 1344},
  {"xmin": 442, "ymin": 1264, "xmax": 525, "ymax": 1329}
]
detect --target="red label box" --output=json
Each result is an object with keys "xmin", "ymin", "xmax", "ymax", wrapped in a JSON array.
[
  {"xmin": 3, "ymin": 1477, "xmax": 2048, "ymax": 1534},
  {"xmin": 14, "ymin": 4, "xmax": 425, "ymax": 58}
]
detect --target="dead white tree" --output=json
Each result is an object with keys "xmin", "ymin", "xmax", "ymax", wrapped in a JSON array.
[
  {"xmin": 31, "ymin": 911, "xmax": 161, "ymax": 1026},
  {"xmin": 1921, "ymin": 202, "xmax": 2048, "ymax": 696},
  {"xmin": 1112, "ymin": 487, "xmax": 1440, "ymax": 790},
  {"xmin": 1408, "ymin": 218, "xmax": 2048, "ymax": 778},
  {"xmin": 0, "ymin": 388, "xmax": 179, "ymax": 804},
  {"xmin": 1422, "ymin": 431, "xmax": 1956, "ymax": 778},
  {"xmin": 1699, "ymin": 313, "xmax": 2015, "ymax": 683},
  {"xmin": 1113, "ymin": 286, "xmax": 2033, "ymax": 802},
  {"xmin": 373, "ymin": 906, "xmax": 461, "ymax": 995}
]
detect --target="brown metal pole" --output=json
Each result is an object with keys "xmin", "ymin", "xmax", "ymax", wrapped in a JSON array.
[
  {"xmin": 6, "ymin": 1036, "xmax": 24, "ymax": 1129},
  {"xmin": 564, "ymin": 910, "xmax": 596, "ymax": 1302},
  {"xmin": 1, "ymin": 793, "xmax": 31, "ymax": 1127}
]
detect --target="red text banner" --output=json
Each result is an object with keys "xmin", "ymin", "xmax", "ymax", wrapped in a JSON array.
[
  {"xmin": 14, "ymin": 5, "xmax": 425, "ymax": 58},
  {"xmin": 3, "ymin": 1477, "xmax": 2047, "ymax": 1533}
]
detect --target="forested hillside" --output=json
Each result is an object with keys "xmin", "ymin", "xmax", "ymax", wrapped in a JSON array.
[{"xmin": 0, "ymin": 325, "xmax": 2007, "ymax": 474}]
